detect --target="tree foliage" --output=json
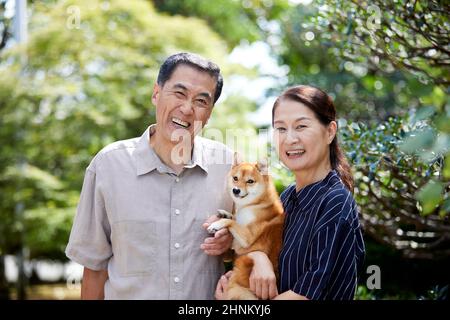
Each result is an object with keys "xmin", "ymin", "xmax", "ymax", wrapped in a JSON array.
[
  {"xmin": 153, "ymin": 0, "xmax": 290, "ymax": 48},
  {"xmin": 0, "ymin": 0, "xmax": 231, "ymax": 259}
]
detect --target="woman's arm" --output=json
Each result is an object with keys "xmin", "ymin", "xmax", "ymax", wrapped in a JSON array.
[
  {"xmin": 247, "ymin": 251, "xmax": 309, "ymax": 300},
  {"xmin": 273, "ymin": 290, "xmax": 309, "ymax": 300},
  {"xmin": 247, "ymin": 251, "xmax": 278, "ymax": 299}
]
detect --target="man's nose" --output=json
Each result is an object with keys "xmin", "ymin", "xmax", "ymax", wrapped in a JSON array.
[{"xmin": 179, "ymin": 101, "xmax": 194, "ymax": 115}]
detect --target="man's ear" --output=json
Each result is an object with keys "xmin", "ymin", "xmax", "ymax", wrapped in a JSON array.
[
  {"xmin": 256, "ymin": 158, "xmax": 269, "ymax": 175},
  {"xmin": 233, "ymin": 152, "xmax": 243, "ymax": 166},
  {"xmin": 151, "ymin": 83, "xmax": 160, "ymax": 106},
  {"xmin": 328, "ymin": 121, "xmax": 337, "ymax": 144}
]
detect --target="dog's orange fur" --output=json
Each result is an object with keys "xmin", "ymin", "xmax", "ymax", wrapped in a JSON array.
[{"xmin": 210, "ymin": 157, "xmax": 285, "ymax": 300}]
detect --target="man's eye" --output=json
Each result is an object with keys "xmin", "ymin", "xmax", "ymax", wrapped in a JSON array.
[
  {"xmin": 233, "ymin": 176, "xmax": 238, "ymax": 181},
  {"xmin": 247, "ymin": 179, "xmax": 254, "ymax": 184},
  {"xmin": 196, "ymin": 99, "xmax": 208, "ymax": 107},
  {"xmin": 275, "ymin": 127, "xmax": 286, "ymax": 132},
  {"xmin": 297, "ymin": 125, "xmax": 307, "ymax": 129},
  {"xmin": 175, "ymin": 91, "xmax": 185, "ymax": 97}
]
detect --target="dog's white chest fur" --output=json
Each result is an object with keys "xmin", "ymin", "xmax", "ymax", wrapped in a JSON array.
[{"xmin": 235, "ymin": 207, "xmax": 256, "ymax": 226}]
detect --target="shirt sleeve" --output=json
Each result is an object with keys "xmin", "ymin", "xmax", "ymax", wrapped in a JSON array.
[
  {"xmin": 65, "ymin": 167, "xmax": 112, "ymax": 270},
  {"xmin": 291, "ymin": 217, "xmax": 355, "ymax": 300}
]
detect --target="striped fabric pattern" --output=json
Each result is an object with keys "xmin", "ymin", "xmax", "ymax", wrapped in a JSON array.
[{"xmin": 278, "ymin": 170, "xmax": 365, "ymax": 300}]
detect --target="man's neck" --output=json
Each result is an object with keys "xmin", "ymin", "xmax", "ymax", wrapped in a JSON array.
[{"xmin": 150, "ymin": 128, "xmax": 194, "ymax": 175}]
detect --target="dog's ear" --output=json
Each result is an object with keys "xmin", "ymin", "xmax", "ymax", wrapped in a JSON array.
[
  {"xmin": 256, "ymin": 158, "xmax": 269, "ymax": 175},
  {"xmin": 233, "ymin": 152, "xmax": 243, "ymax": 166}
]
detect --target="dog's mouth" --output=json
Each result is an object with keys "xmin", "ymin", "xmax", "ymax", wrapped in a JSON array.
[{"xmin": 233, "ymin": 193, "xmax": 248, "ymax": 199}]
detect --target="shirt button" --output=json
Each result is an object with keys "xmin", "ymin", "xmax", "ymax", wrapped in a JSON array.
[
  {"xmin": 174, "ymin": 277, "xmax": 180, "ymax": 283},
  {"xmin": 175, "ymin": 177, "xmax": 180, "ymax": 183},
  {"xmin": 174, "ymin": 243, "xmax": 180, "ymax": 249},
  {"xmin": 175, "ymin": 209, "xmax": 180, "ymax": 215}
]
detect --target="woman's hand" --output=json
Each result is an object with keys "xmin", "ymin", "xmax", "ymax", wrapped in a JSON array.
[
  {"xmin": 247, "ymin": 251, "xmax": 278, "ymax": 300},
  {"xmin": 215, "ymin": 271, "xmax": 233, "ymax": 300}
]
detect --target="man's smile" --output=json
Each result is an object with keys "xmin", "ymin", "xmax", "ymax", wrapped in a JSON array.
[{"xmin": 172, "ymin": 117, "xmax": 191, "ymax": 129}]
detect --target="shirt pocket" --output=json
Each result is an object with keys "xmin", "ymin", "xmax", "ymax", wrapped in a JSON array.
[
  {"xmin": 189, "ymin": 217, "xmax": 224, "ymax": 274},
  {"xmin": 112, "ymin": 220, "xmax": 156, "ymax": 277}
]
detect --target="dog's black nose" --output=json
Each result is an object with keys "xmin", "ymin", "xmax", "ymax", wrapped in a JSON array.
[{"xmin": 232, "ymin": 188, "xmax": 241, "ymax": 195}]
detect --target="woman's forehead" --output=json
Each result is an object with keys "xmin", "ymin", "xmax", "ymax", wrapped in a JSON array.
[{"xmin": 274, "ymin": 99, "xmax": 316, "ymax": 121}]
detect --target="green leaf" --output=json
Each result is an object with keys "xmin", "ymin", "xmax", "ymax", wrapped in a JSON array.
[
  {"xmin": 440, "ymin": 198, "xmax": 450, "ymax": 218},
  {"xmin": 444, "ymin": 155, "xmax": 450, "ymax": 179},
  {"xmin": 400, "ymin": 129, "xmax": 435, "ymax": 154},
  {"xmin": 416, "ymin": 180, "xmax": 443, "ymax": 216},
  {"xmin": 412, "ymin": 106, "xmax": 435, "ymax": 123}
]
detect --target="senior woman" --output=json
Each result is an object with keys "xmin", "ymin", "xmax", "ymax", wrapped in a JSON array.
[{"xmin": 216, "ymin": 85, "xmax": 365, "ymax": 300}]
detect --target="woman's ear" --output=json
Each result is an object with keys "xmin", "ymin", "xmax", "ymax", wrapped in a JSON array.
[{"xmin": 328, "ymin": 121, "xmax": 337, "ymax": 144}]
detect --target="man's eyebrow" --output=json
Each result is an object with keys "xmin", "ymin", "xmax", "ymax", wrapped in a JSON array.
[
  {"xmin": 198, "ymin": 92, "xmax": 212, "ymax": 101},
  {"xmin": 172, "ymin": 83, "xmax": 212, "ymax": 100},
  {"xmin": 172, "ymin": 83, "xmax": 188, "ymax": 91},
  {"xmin": 273, "ymin": 120, "xmax": 285, "ymax": 125}
]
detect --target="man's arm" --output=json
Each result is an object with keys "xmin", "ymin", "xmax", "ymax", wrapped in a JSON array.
[{"xmin": 81, "ymin": 267, "xmax": 108, "ymax": 300}]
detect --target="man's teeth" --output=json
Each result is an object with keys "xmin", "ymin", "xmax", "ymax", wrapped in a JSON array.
[
  {"xmin": 172, "ymin": 118, "xmax": 190, "ymax": 128},
  {"xmin": 286, "ymin": 150, "xmax": 305, "ymax": 156}
]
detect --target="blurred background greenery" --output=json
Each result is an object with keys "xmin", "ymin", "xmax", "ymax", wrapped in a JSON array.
[{"xmin": 0, "ymin": 0, "xmax": 448, "ymax": 300}]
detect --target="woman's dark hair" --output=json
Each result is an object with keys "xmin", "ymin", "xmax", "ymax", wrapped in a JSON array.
[
  {"xmin": 272, "ymin": 85, "xmax": 354, "ymax": 192},
  {"xmin": 157, "ymin": 52, "xmax": 223, "ymax": 104}
]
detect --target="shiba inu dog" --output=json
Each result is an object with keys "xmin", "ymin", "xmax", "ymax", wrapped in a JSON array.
[{"xmin": 207, "ymin": 153, "xmax": 285, "ymax": 300}]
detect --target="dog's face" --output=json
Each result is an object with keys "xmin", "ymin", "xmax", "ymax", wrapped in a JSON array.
[{"xmin": 228, "ymin": 158, "xmax": 268, "ymax": 206}]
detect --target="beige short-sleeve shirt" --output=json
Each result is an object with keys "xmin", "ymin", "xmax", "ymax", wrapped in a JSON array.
[{"xmin": 65, "ymin": 125, "xmax": 233, "ymax": 299}]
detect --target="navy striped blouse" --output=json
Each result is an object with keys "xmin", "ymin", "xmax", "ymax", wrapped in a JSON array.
[{"xmin": 278, "ymin": 170, "xmax": 365, "ymax": 300}]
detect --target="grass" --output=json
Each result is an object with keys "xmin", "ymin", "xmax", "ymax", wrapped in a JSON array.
[{"xmin": 10, "ymin": 283, "xmax": 81, "ymax": 300}]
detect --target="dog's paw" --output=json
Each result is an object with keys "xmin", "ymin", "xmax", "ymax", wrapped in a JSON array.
[
  {"xmin": 207, "ymin": 220, "xmax": 228, "ymax": 234},
  {"xmin": 217, "ymin": 209, "xmax": 233, "ymax": 219}
]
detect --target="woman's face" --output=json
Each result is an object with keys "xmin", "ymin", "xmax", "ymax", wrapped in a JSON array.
[{"xmin": 273, "ymin": 98, "xmax": 336, "ymax": 174}]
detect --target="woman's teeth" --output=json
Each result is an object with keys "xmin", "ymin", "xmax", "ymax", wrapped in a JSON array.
[
  {"xmin": 172, "ymin": 117, "xmax": 190, "ymax": 128},
  {"xmin": 286, "ymin": 150, "xmax": 305, "ymax": 156}
]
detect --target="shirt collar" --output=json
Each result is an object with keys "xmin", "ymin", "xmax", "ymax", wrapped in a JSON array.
[
  {"xmin": 133, "ymin": 124, "xmax": 208, "ymax": 176},
  {"xmin": 292, "ymin": 170, "xmax": 341, "ymax": 211}
]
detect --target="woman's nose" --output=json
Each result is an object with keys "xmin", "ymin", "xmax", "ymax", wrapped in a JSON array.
[{"xmin": 285, "ymin": 130, "xmax": 299, "ymax": 144}]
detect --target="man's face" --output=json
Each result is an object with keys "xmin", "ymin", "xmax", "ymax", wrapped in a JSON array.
[{"xmin": 152, "ymin": 64, "xmax": 216, "ymax": 146}]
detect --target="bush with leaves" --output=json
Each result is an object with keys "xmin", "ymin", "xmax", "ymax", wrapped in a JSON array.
[{"xmin": 341, "ymin": 114, "xmax": 449, "ymax": 259}]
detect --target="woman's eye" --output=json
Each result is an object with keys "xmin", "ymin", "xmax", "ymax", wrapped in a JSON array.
[
  {"xmin": 247, "ymin": 179, "xmax": 254, "ymax": 184},
  {"xmin": 233, "ymin": 176, "xmax": 238, "ymax": 181},
  {"xmin": 297, "ymin": 125, "xmax": 307, "ymax": 129}
]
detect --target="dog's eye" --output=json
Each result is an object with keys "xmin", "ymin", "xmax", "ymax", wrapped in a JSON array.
[
  {"xmin": 233, "ymin": 176, "xmax": 238, "ymax": 181},
  {"xmin": 247, "ymin": 179, "xmax": 254, "ymax": 184}
]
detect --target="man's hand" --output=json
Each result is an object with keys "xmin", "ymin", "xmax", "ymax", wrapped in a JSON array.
[
  {"xmin": 201, "ymin": 214, "xmax": 233, "ymax": 256},
  {"xmin": 215, "ymin": 271, "xmax": 233, "ymax": 300},
  {"xmin": 248, "ymin": 251, "xmax": 278, "ymax": 300}
]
